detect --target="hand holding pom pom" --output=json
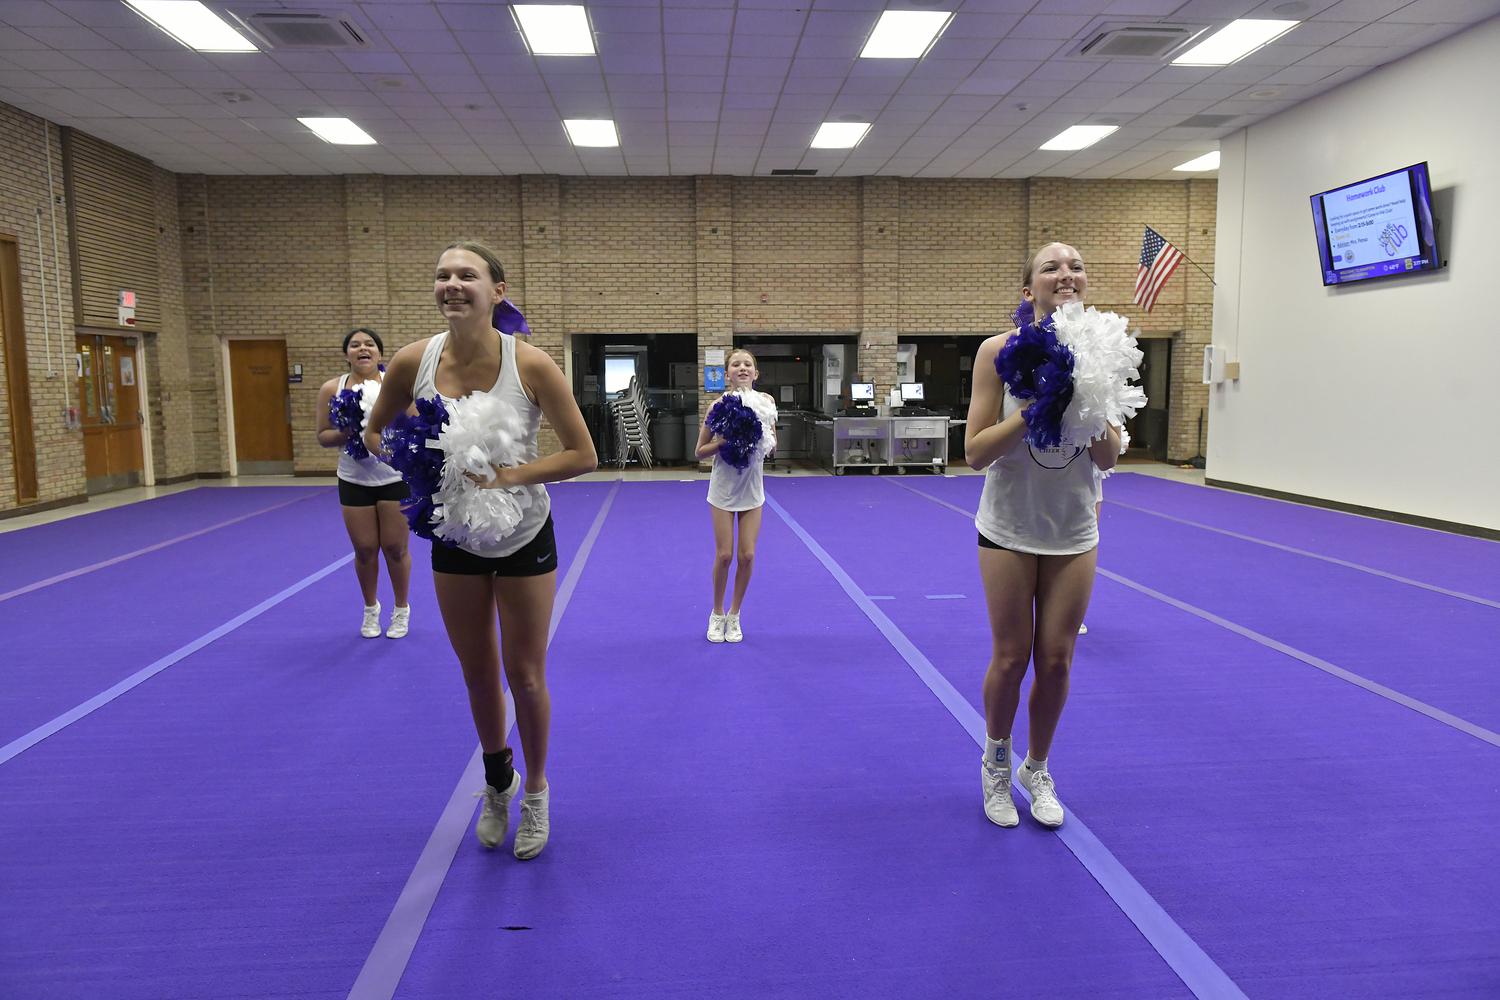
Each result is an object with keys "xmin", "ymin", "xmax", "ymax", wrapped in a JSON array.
[
  {"xmin": 329, "ymin": 385, "xmax": 376, "ymax": 460},
  {"xmin": 994, "ymin": 317, "xmax": 1075, "ymax": 450},
  {"xmin": 707, "ymin": 391, "xmax": 775, "ymax": 470},
  {"xmin": 1048, "ymin": 302, "xmax": 1147, "ymax": 446},
  {"xmin": 382, "ymin": 397, "xmax": 451, "ymax": 543}
]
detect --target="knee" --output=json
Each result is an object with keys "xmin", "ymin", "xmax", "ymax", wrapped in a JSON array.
[
  {"xmin": 714, "ymin": 548, "xmax": 733, "ymax": 569},
  {"xmin": 736, "ymin": 549, "xmax": 755, "ymax": 571},
  {"xmin": 988, "ymin": 654, "xmax": 1029, "ymax": 686},
  {"xmin": 382, "ymin": 542, "xmax": 407, "ymax": 563},
  {"xmin": 506, "ymin": 667, "xmax": 548, "ymax": 702},
  {"xmin": 353, "ymin": 544, "xmax": 379, "ymax": 562},
  {"xmin": 1032, "ymin": 651, "xmax": 1072, "ymax": 685}
]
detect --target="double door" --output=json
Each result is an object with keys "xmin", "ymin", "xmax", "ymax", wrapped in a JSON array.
[{"xmin": 76, "ymin": 332, "xmax": 144, "ymax": 494}]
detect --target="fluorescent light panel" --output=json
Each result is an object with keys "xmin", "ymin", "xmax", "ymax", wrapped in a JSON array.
[
  {"xmin": 564, "ymin": 119, "xmax": 618, "ymax": 147},
  {"xmin": 1174, "ymin": 151, "xmax": 1221, "ymax": 171},
  {"xmin": 1172, "ymin": 19, "xmax": 1298, "ymax": 65},
  {"xmin": 810, "ymin": 122, "xmax": 871, "ymax": 148},
  {"xmin": 299, "ymin": 118, "xmax": 377, "ymax": 145},
  {"xmin": 859, "ymin": 10, "xmax": 953, "ymax": 59},
  {"xmin": 513, "ymin": 5, "xmax": 595, "ymax": 55},
  {"xmin": 1039, "ymin": 125, "xmax": 1117, "ymax": 151},
  {"xmin": 123, "ymin": 0, "xmax": 257, "ymax": 51}
]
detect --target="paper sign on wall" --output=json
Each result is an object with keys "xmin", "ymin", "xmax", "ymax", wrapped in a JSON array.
[
  {"xmin": 781, "ymin": 385, "xmax": 794, "ymax": 403},
  {"xmin": 119, "ymin": 356, "xmax": 135, "ymax": 386},
  {"xmin": 704, "ymin": 349, "xmax": 725, "ymax": 366},
  {"xmin": 825, "ymin": 376, "xmax": 842, "ymax": 395},
  {"xmin": 705, "ymin": 366, "xmax": 725, "ymax": 391}
]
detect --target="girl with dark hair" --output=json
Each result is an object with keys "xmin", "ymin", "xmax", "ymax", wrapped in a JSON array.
[
  {"xmin": 966, "ymin": 242, "xmax": 1121, "ymax": 831},
  {"xmin": 364, "ymin": 241, "xmax": 597, "ymax": 860},
  {"xmin": 315, "ymin": 327, "xmax": 413, "ymax": 638}
]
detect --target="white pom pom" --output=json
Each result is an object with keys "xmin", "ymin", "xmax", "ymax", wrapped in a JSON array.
[
  {"xmin": 428, "ymin": 393, "xmax": 532, "ymax": 547},
  {"xmin": 1049, "ymin": 302, "xmax": 1147, "ymax": 446},
  {"xmin": 732, "ymin": 389, "xmax": 779, "ymax": 457},
  {"xmin": 357, "ymin": 380, "xmax": 380, "ymax": 421}
]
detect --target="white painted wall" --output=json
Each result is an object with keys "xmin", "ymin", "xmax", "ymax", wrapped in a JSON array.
[{"xmin": 1209, "ymin": 15, "xmax": 1500, "ymax": 530}]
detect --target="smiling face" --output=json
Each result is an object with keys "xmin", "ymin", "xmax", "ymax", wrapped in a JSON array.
[
  {"xmin": 726, "ymin": 350, "xmax": 758, "ymax": 388},
  {"xmin": 1022, "ymin": 243, "xmax": 1087, "ymax": 317},
  {"xmin": 345, "ymin": 331, "xmax": 381, "ymax": 374},
  {"xmin": 434, "ymin": 248, "xmax": 505, "ymax": 328}
]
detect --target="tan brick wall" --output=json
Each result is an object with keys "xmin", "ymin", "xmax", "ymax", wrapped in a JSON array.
[
  {"xmin": 147, "ymin": 165, "xmax": 194, "ymax": 482},
  {"xmin": 0, "ymin": 107, "xmax": 82, "ymax": 513}
]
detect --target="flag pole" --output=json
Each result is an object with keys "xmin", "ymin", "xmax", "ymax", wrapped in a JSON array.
[{"xmin": 1143, "ymin": 224, "xmax": 1217, "ymax": 285}]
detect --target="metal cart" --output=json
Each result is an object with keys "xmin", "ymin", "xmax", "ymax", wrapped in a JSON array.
[
  {"xmin": 830, "ymin": 417, "xmax": 891, "ymax": 475},
  {"xmin": 889, "ymin": 415, "xmax": 949, "ymax": 473}
]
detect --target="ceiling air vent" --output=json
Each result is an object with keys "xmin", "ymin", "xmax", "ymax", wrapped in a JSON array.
[
  {"xmin": 1073, "ymin": 23, "xmax": 1206, "ymax": 60},
  {"xmin": 1177, "ymin": 115, "xmax": 1239, "ymax": 128},
  {"xmin": 231, "ymin": 9, "xmax": 370, "ymax": 49},
  {"xmin": 770, "ymin": 169, "xmax": 818, "ymax": 176}
]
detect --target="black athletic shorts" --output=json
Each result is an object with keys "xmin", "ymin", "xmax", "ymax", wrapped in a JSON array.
[
  {"xmin": 977, "ymin": 530, "xmax": 1017, "ymax": 552},
  {"xmin": 338, "ymin": 478, "xmax": 411, "ymax": 507},
  {"xmin": 431, "ymin": 516, "xmax": 558, "ymax": 577}
]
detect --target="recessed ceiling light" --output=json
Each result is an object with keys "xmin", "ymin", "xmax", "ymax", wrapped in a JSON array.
[
  {"xmin": 513, "ymin": 5, "xmax": 595, "ymax": 56},
  {"xmin": 1173, "ymin": 151, "xmax": 1220, "ymax": 171},
  {"xmin": 1172, "ymin": 19, "xmax": 1299, "ymax": 66},
  {"xmin": 859, "ymin": 11, "xmax": 953, "ymax": 59},
  {"xmin": 564, "ymin": 119, "xmax": 619, "ymax": 147},
  {"xmin": 123, "ymin": 0, "xmax": 257, "ymax": 52},
  {"xmin": 1248, "ymin": 88, "xmax": 1282, "ymax": 99},
  {"xmin": 811, "ymin": 122, "xmax": 871, "ymax": 148},
  {"xmin": 1039, "ymin": 125, "xmax": 1117, "ymax": 151},
  {"xmin": 298, "ymin": 118, "xmax": 377, "ymax": 145}
]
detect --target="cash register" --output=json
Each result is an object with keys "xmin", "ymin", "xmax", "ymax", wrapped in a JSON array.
[
  {"xmin": 896, "ymin": 382, "xmax": 931, "ymax": 416},
  {"xmin": 844, "ymin": 381, "xmax": 876, "ymax": 416}
]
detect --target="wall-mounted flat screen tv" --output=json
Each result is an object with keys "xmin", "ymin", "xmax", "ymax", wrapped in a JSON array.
[{"xmin": 1310, "ymin": 162, "xmax": 1440, "ymax": 286}]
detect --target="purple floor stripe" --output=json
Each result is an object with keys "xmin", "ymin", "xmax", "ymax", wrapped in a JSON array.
[
  {"xmin": 0, "ymin": 552, "xmax": 354, "ymax": 766},
  {"xmin": 890, "ymin": 477, "xmax": 1500, "ymax": 752},
  {"xmin": 763, "ymin": 492, "xmax": 1250, "ymax": 1000},
  {"xmin": 1106, "ymin": 498, "xmax": 1500, "ymax": 611},
  {"xmin": 347, "ymin": 479, "xmax": 622, "ymax": 1000},
  {"xmin": 0, "ymin": 489, "xmax": 331, "ymax": 604}
]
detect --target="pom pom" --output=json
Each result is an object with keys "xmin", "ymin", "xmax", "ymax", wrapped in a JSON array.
[
  {"xmin": 1048, "ymin": 302, "xmax": 1147, "ymax": 447},
  {"xmin": 494, "ymin": 299, "xmax": 530, "ymax": 337},
  {"xmin": 1010, "ymin": 298, "xmax": 1034, "ymax": 330},
  {"xmin": 707, "ymin": 391, "xmax": 775, "ymax": 470},
  {"xmin": 994, "ymin": 316, "xmax": 1075, "ymax": 449},
  {"xmin": 329, "ymin": 382, "xmax": 383, "ymax": 461},
  {"xmin": 427, "ymin": 394, "xmax": 532, "ymax": 549},
  {"xmin": 382, "ymin": 396, "xmax": 451, "ymax": 543}
]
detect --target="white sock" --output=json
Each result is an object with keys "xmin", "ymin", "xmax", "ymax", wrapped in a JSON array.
[
  {"xmin": 984, "ymin": 736, "xmax": 1011, "ymax": 769},
  {"xmin": 1022, "ymin": 755, "xmax": 1047, "ymax": 774},
  {"xmin": 523, "ymin": 787, "xmax": 547, "ymax": 801},
  {"xmin": 365, "ymin": 603, "xmax": 379, "ymax": 611}
]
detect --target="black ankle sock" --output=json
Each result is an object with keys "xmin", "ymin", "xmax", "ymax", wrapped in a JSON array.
[{"xmin": 483, "ymin": 748, "xmax": 514, "ymax": 792}]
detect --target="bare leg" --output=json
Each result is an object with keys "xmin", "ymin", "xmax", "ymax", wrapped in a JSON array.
[
  {"xmin": 340, "ymin": 505, "xmax": 381, "ymax": 605},
  {"xmin": 728, "ymin": 506, "xmax": 762, "ymax": 614},
  {"xmin": 978, "ymin": 546, "xmax": 1038, "ymax": 741},
  {"xmin": 710, "ymin": 505, "xmax": 736, "ymax": 615},
  {"xmin": 375, "ymin": 500, "xmax": 411, "ymax": 608},
  {"xmin": 1026, "ymin": 548, "xmax": 1097, "ymax": 760},
  {"xmin": 494, "ymin": 572, "xmax": 557, "ymax": 794},
  {"xmin": 432, "ymin": 572, "xmax": 507, "ymax": 753}
]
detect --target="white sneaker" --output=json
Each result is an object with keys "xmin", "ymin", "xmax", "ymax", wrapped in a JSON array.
[
  {"xmin": 982, "ymin": 760, "xmax": 1018, "ymax": 827},
  {"xmin": 513, "ymin": 785, "xmax": 550, "ymax": 860},
  {"xmin": 707, "ymin": 613, "xmax": 726, "ymax": 643},
  {"xmin": 1078, "ymin": 623, "xmax": 1088, "ymax": 634},
  {"xmin": 387, "ymin": 605, "xmax": 410, "ymax": 638},
  {"xmin": 475, "ymin": 770, "xmax": 520, "ymax": 848},
  {"xmin": 724, "ymin": 613, "xmax": 742, "ymax": 643},
  {"xmin": 1018, "ymin": 764, "xmax": 1065, "ymax": 828},
  {"xmin": 361, "ymin": 602, "xmax": 381, "ymax": 638}
]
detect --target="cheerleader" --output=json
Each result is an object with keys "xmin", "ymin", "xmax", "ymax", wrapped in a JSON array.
[
  {"xmin": 694, "ymin": 348, "xmax": 776, "ymax": 643},
  {"xmin": 364, "ymin": 242, "xmax": 597, "ymax": 859},
  {"xmin": 966, "ymin": 243, "xmax": 1122, "ymax": 830},
  {"xmin": 314, "ymin": 328, "xmax": 412, "ymax": 638}
]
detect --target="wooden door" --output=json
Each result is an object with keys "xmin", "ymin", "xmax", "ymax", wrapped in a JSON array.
[
  {"xmin": 0, "ymin": 235, "xmax": 38, "ymax": 503},
  {"xmin": 75, "ymin": 332, "xmax": 145, "ymax": 493},
  {"xmin": 228, "ymin": 339, "xmax": 293, "ymax": 473}
]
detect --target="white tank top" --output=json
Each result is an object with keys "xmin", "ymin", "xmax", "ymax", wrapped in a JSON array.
[
  {"xmin": 974, "ymin": 389, "xmax": 1099, "ymax": 556},
  {"xmin": 336, "ymin": 374, "xmax": 403, "ymax": 487},
  {"xmin": 413, "ymin": 331, "xmax": 551, "ymax": 558},
  {"xmin": 705, "ymin": 392, "xmax": 776, "ymax": 512}
]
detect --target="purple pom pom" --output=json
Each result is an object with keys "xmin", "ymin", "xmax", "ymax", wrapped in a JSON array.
[
  {"xmin": 494, "ymin": 299, "xmax": 530, "ymax": 337},
  {"xmin": 1010, "ymin": 298, "xmax": 1034, "ymax": 330},
  {"xmin": 381, "ymin": 396, "xmax": 457, "ymax": 545},
  {"xmin": 994, "ymin": 315, "xmax": 1074, "ymax": 450},
  {"xmin": 329, "ymin": 388, "xmax": 370, "ymax": 460},
  {"xmin": 706, "ymin": 393, "xmax": 765, "ymax": 471}
]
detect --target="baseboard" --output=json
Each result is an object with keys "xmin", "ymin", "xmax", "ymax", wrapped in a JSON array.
[
  {"xmin": 0, "ymin": 493, "xmax": 88, "ymax": 521},
  {"xmin": 195, "ymin": 471, "xmax": 230, "ymax": 480},
  {"xmin": 155, "ymin": 473, "xmax": 198, "ymax": 486},
  {"xmin": 1204, "ymin": 478, "xmax": 1499, "ymax": 542}
]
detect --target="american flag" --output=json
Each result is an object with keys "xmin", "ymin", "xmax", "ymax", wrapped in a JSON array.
[{"xmin": 1135, "ymin": 226, "xmax": 1184, "ymax": 312}]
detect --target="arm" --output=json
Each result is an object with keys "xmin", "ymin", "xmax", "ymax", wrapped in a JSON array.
[
  {"xmin": 315, "ymin": 378, "xmax": 346, "ymax": 448},
  {"xmin": 694, "ymin": 414, "xmax": 725, "ymax": 461},
  {"xmin": 963, "ymin": 334, "xmax": 1031, "ymax": 470},
  {"xmin": 362, "ymin": 343, "xmax": 422, "ymax": 457},
  {"xmin": 485, "ymin": 341, "xmax": 597, "ymax": 487},
  {"xmin": 1088, "ymin": 424, "xmax": 1122, "ymax": 472}
]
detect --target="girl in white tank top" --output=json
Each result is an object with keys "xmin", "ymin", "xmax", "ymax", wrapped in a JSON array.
[
  {"xmin": 694, "ymin": 348, "xmax": 777, "ymax": 645},
  {"xmin": 362, "ymin": 242, "xmax": 598, "ymax": 862},
  {"xmin": 964, "ymin": 243, "xmax": 1122, "ymax": 834},
  {"xmin": 314, "ymin": 328, "xmax": 412, "ymax": 640}
]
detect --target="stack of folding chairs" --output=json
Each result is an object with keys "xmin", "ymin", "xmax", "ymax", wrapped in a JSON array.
[{"xmin": 609, "ymin": 376, "xmax": 652, "ymax": 468}]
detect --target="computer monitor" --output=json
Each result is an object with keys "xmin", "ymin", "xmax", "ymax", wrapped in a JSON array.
[
  {"xmin": 850, "ymin": 382, "xmax": 874, "ymax": 401},
  {"xmin": 899, "ymin": 382, "xmax": 924, "ymax": 401}
]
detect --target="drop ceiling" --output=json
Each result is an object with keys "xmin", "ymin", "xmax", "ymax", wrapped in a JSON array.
[{"xmin": 0, "ymin": 0, "xmax": 1493, "ymax": 179}]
